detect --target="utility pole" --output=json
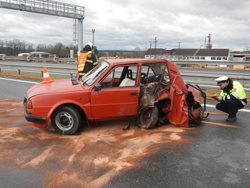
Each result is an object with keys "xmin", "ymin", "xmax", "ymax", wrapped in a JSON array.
[
  {"xmin": 149, "ymin": 41, "xmax": 152, "ymax": 59},
  {"xmin": 178, "ymin": 42, "xmax": 181, "ymax": 48},
  {"xmin": 77, "ymin": 19, "xmax": 83, "ymax": 51},
  {"xmin": 154, "ymin": 36, "xmax": 157, "ymax": 48},
  {"xmin": 92, "ymin": 29, "xmax": 95, "ymax": 46},
  {"xmin": 73, "ymin": 19, "xmax": 77, "ymax": 46}
]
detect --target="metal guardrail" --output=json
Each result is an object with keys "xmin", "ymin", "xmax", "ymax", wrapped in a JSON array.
[
  {"xmin": 173, "ymin": 60, "xmax": 250, "ymax": 66},
  {"xmin": 1, "ymin": 56, "xmax": 76, "ymax": 64},
  {"xmin": 1, "ymin": 56, "xmax": 250, "ymax": 66},
  {"xmin": 0, "ymin": 62, "xmax": 77, "ymax": 77}
]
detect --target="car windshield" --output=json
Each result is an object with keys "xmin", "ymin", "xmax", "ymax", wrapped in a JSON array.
[{"xmin": 81, "ymin": 60, "xmax": 109, "ymax": 86}]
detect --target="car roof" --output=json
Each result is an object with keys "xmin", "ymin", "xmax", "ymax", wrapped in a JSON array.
[{"xmin": 104, "ymin": 58, "xmax": 168, "ymax": 66}]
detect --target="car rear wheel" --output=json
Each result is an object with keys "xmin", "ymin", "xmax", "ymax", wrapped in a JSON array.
[
  {"xmin": 139, "ymin": 106, "xmax": 159, "ymax": 129},
  {"xmin": 51, "ymin": 106, "xmax": 80, "ymax": 135}
]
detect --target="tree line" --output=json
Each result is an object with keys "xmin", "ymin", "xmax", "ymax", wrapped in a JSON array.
[
  {"xmin": 0, "ymin": 39, "xmax": 75, "ymax": 57},
  {"xmin": 0, "ymin": 39, "xmax": 146, "ymax": 58},
  {"xmin": 0, "ymin": 39, "xmax": 33, "ymax": 55}
]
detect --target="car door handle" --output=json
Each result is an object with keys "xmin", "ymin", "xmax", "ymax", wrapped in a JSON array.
[{"xmin": 130, "ymin": 92, "xmax": 138, "ymax": 96}]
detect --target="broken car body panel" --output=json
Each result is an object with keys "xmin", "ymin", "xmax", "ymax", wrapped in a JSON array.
[{"xmin": 165, "ymin": 62, "xmax": 189, "ymax": 127}]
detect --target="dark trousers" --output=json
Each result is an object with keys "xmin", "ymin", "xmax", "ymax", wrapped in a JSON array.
[{"xmin": 216, "ymin": 99, "xmax": 244, "ymax": 118}]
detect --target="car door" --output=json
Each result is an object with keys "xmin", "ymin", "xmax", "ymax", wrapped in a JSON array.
[{"xmin": 91, "ymin": 64, "xmax": 139, "ymax": 120}]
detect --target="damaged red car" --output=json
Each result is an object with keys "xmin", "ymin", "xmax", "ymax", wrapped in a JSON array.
[{"xmin": 24, "ymin": 59, "xmax": 207, "ymax": 135}]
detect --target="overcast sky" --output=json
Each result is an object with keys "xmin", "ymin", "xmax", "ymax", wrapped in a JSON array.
[{"xmin": 0, "ymin": 0, "xmax": 250, "ymax": 50}]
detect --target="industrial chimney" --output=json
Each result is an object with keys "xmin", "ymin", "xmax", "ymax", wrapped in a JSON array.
[{"xmin": 206, "ymin": 33, "xmax": 212, "ymax": 49}]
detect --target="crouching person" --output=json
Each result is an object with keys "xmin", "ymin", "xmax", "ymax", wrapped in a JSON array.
[{"xmin": 213, "ymin": 76, "xmax": 247, "ymax": 122}]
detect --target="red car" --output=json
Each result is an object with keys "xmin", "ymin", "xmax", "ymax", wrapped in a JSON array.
[{"xmin": 24, "ymin": 59, "xmax": 207, "ymax": 135}]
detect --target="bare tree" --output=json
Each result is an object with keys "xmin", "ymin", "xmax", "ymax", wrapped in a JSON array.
[{"xmin": 0, "ymin": 39, "xmax": 34, "ymax": 55}]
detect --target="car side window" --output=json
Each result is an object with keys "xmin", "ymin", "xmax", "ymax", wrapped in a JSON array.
[
  {"xmin": 141, "ymin": 65, "xmax": 155, "ymax": 77},
  {"xmin": 141, "ymin": 65, "xmax": 155, "ymax": 84},
  {"xmin": 100, "ymin": 65, "xmax": 138, "ymax": 88}
]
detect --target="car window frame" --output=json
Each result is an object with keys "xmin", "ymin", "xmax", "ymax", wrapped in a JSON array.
[
  {"xmin": 81, "ymin": 60, "xmax": 110, "ymax": 86},
  {"xmin": 99, "ymin": 63, "xmax": 139, "ymax": 89}
]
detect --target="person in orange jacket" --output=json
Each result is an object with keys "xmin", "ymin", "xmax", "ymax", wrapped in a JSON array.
[{"xmin": 77, "ymin": 42, "xmax": 97, "ymax": 77}]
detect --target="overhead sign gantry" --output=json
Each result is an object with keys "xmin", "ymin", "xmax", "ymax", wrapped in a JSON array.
[{"xmin": 0, "ymin": 0, "xmax": 85, "ymax": 50}]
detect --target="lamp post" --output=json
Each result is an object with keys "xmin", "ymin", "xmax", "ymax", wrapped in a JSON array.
[{"xmin": 92, "ymin": 29, "xmax": 95, "ymax": 46}]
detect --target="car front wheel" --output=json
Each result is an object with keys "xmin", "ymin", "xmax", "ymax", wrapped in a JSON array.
[
  {"xmin": 139, "ymin": 106, "xmax": 159, "ymax": 129},
  {"xmin": 51, "ymin": 106, "xmax": 80, "ymax": 135}
]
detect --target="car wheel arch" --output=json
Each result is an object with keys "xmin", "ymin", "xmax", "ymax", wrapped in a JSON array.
[{"xmin": 50, "ymin": 103, "xmax": 87, "ymax": 122}]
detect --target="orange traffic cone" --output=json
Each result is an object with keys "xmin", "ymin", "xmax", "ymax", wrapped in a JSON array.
[{"xmin": 41, "ymin": 66, "xmax": 53, "ymax": 84}]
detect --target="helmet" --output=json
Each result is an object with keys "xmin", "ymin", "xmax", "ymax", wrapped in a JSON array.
[
  {"xmin": 85, "ymin": 42, "xmax": 93, "ymax": 49},
  {"xmin": 215, "ymin": 76, "xmax": 229, "ymax": 83}
]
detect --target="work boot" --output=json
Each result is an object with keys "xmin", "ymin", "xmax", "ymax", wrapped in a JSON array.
[{"xmin": 226, "ymin": 116, "xmax": 237, "ymax": 122}]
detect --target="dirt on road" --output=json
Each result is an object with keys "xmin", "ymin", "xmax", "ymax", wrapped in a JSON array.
[{"xmin": 0, "ymin": 98, "xmax": 191, "ymax": 188}]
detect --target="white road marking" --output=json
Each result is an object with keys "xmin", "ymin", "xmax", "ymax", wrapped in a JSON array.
[
  {"xmin": 205, "ymin": 104, "xmax": 250, "ymax": 113},
  {"xmin": 0, "ymin": 108, "xmax": 16, "ymax": 112},
  {"xmin": 0, "ymin": 77, "xmax": 38, "ymax": 84}
]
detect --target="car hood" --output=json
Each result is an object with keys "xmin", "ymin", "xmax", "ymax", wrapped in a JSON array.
[{"xmin": 27, "ymin": 79, "xmax": 84, "ymax": 98}]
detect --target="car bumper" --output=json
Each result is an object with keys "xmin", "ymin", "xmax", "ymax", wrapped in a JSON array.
[
  {"xmin": 25, "ymin": 113, "xmax": 47, "ymax": 124},
  {"xmin": 23, "ymin": 97, "xmax": 47, "ymax": 124}
]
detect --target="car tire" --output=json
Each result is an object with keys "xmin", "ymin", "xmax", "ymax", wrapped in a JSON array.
[
  {"xmin": 139, "ymin": 106, "xmax": 159, "ymax": 129},
  {"xmin": 51, "ymin": 106, "xmax": 81, "ymax": 135},
  {"xmin": 189, "ymin": 106, "xmax": 204, "ymax": 126}
]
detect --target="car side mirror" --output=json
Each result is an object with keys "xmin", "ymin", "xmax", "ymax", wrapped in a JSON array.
[{"xmin": 94, "ymin": 83, "xmax": 102, "ymax": 91}]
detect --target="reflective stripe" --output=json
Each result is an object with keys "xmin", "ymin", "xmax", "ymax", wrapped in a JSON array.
[
  {"xmin": 78, "ymin": 64, "xmax": 85, "ymax": 67},
  {"xmin": 78, "ymin": 66, "xmax": 84, "ymax": 72},
  {"xmin": 86, "ymin": 59, "xmax": 93, "ymax": 63},
  {"xmin": 77, "ymin": 63, "xmax": 85, "ymax": 72},
  {"xmin": 241, "ymin": 100, "xmax": 246, "ymax": 106},
  {"xmin": 43, "ymin": 72, "xmax": 50, "ymax": 78},
  {"xmin": 77, "ymin": 52, "xmax": 89, "ymax": 73}
]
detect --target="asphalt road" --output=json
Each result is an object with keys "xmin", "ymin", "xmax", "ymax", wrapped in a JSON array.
[
  {"xmin": 0, "ymin": 77, "xmax": 36, "ymax": 100},
  {"xmin": 1, "ymin": 78, "xmax": 250, "ymax": 188},
  {"xmin": 104, "ymin": 111, "xmax": 250, "ymax": 188}
]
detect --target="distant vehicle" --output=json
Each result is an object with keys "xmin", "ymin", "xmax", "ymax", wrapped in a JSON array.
[
  {"xmin": 18, "ymin": 53, "xmax": 30, "ymax": 57},
  {"xmin": 27, "ymin": 51, "xmax": 57, "ymax": 63},
  {"xmin": 0, "ymin": 53, "xmax": 6, "ymax": 61},
  {"xmin": 24, "ymin": 59, "xmax": 207, "ymax": 135}
]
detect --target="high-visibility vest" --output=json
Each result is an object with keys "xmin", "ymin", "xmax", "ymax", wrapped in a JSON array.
[
  {"xmin": 220, "ymin": 81, "xmax": 246, "ymax": 100},
  {"xmin": 77, "ymin": 51, "xmax": 92, "ymax": 73}
]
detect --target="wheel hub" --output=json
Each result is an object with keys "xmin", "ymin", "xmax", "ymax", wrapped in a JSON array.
[
  {"xmin": 60, "ymin": 115, "xmax": 70, "ymax": 126},
  {"xmin": 56, "ymin": 112, "xmax": 73, "ymax": 131}
]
